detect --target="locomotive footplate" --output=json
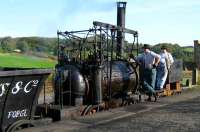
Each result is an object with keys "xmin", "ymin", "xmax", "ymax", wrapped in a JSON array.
[{"xmin": 36, "ymin": 104, "xmax": 82, "ymax": 121}]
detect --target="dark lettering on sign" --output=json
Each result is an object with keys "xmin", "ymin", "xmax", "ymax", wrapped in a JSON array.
[{"xmin": 0, "ymin": 80, "xmax": 39, "ymax": 97}]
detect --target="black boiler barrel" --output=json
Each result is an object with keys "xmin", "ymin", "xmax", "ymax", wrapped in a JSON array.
[
  {"xmin": 102, "ymin": 61, "xmax": 138, "ymax": 97},
  {"xmin": 54, "ymin": 65, "xmax": 86, "ymax": 106}
]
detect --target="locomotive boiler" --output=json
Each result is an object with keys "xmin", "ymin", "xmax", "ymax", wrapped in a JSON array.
[{"xmin": 54, "ymin": 59, "xmax": 138, "ymax": 107}]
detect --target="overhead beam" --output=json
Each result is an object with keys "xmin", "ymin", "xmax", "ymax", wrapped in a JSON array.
[{"xmin": 93, "ymin": 21, "xmax": 138, "ymax": 35}]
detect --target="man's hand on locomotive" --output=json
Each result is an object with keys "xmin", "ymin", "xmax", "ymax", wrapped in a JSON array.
[{"xmin": 152, "ymin": 63, "xmax": 158, "ymax": 69}]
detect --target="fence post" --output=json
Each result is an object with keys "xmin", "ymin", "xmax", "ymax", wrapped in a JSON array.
[{"xmin": 192, "ymin": 68, "xmax": 199, "ymax": 85}]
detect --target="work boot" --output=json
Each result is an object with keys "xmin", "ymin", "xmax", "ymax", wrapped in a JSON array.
[
  {"xmin": 155, "ymin": 89, "xmax": 164, "ymax": 93},
  {"xmin": 147, "ymin": 96, "xmax": 151, "ymax": 101},
  {"xmin": 153, "ymin": 93, "xmax": 157, "ymax": 102}
]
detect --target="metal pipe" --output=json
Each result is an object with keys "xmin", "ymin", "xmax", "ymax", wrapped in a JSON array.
[
  {"xmin": 117, "ymin": 2, "xmax": 126, "ymax": 58},
  {"xmin": 57, "ymin": 31, "xmax": 60, "ymax": 65},
  {"xmin": 93, "ymin": 21, "xmax": 137, "ymax": 35},
  {"xmin": 136, "ymin": 35, "xmax": 139, "ymax": 56},
  {"xmin": 93, "ymin": 66, "xmax": 103, "ymax": 104},
  {"xmin": 109, "ymin": 30, "xmax": 116, "ymax": 103}
]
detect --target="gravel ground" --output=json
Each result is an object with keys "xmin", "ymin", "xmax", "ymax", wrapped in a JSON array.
[
  {"xmin": 20, "ymin": 87, "xmax": 200, "ymax": 132},
  {"xmin": 74, "ymin": 88, "xmax": 200, "ymax": 132}
]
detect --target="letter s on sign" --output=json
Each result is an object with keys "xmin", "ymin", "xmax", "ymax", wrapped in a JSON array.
[
  {"xmin": 0, "ymin": 83, "xmax": 10, "ymax": 97},
  {"xmin": 0, "ymin": 84, "xmax": 5, "ymax": 97}
]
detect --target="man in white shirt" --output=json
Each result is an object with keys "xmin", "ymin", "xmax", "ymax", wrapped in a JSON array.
[
  {"xmin": 137, "ymin": 44, "xmax": 161, "ymax": 101},
  {"xmin": 156, "ymin": 45, "xmax": 174, "ymax": 90}
]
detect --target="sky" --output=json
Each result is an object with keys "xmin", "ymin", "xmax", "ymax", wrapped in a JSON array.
[{"xmin": 0, "ymin": 0, "xmax": 200, "ymax": 46}]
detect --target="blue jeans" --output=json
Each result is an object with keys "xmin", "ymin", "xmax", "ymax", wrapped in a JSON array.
[
  {"xmin": 156, "ymin": 65, "xmax": 168, "ymax": 90},
  {"xmin": 141, "ymin": 68, "xmax": 156, "ymax": 96}
]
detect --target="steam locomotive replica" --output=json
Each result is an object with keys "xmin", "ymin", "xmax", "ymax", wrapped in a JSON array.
[
  {"xmin": 0, "ymin": 2, "xmax": 182, "ymax": 132},
  {"xmin": 54, "ymin": 2, "xmax": 139, "ymax": 112},
  {"xmin": 52, "ymin": 1, "xmax": 182, "ymax": 117}
]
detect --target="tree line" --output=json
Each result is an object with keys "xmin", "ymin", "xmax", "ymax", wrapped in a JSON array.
[
  {"xmin": 124, "ymin": 42, "xmax": 194, "ymax": 63},
  {"xmin": 0, "ymin": 36, "xmax": 57, "ymax": 56},
  {"xmin": 0, "ymin": 36, "xmax": 194, "ymax": 63}
]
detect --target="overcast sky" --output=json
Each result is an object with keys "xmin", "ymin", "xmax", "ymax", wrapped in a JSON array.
[{"xmin": 0, "ymin": 0, "xmax": 199, "ymax": 46}]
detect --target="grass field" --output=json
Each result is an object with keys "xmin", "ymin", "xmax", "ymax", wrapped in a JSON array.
[
  {"xmin": 182, "ymin": 47, "xmax": 193, "ymax": 52},
  {"xmin": 0, "ymin": 53, "xmax": 57, "ymax": 68}
]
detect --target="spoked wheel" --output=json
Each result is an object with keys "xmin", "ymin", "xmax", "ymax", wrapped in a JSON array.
[
  {"xmin": 81, "ymin": 105, "xmax": 93, "ymax": 116},
  {"xmin": 121, "ymin": 99, "xmax": 128, "ymax": 106},
  {"xmin": 81, "ymin": 104, "xmax": 104, "ymax": 116},
  {"xmin": 6, "ymin": 120, "xmax": 35, "ymax": 132}
]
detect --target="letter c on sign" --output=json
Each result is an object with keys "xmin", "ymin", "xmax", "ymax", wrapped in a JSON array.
[{"xmin": 24, "ymin": 80, "xmax": 39, "ymax": 93}]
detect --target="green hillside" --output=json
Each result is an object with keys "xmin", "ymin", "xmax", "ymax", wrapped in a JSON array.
[
  {"xmin": 0, "ymin": 53, "xmax": 57, "ymax": 68},
  {"xmin": 182, "ymin": 46, "xmax": 193, "ymax": 52}
]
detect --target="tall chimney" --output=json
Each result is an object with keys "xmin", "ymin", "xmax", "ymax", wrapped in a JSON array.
[{"xmin": 117, "ymin": 2, "xmax": 126, "ymax": 58}]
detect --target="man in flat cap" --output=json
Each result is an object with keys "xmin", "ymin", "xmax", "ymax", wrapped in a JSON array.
[
  {"xmin": 136, "ymin": 44, "xmax": 161, "ymax": 101},
  {"xmin": 156, "ymin": 45, "xmax": 174, "ymax": 91}
]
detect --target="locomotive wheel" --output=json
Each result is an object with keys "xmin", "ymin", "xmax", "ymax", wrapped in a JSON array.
[
  {"xmin": 85, "ymin": 106, "xmax": 95, "ymax": 115},
  {"xmin": 6, "ymin": 120, "xmax": 35, "ymax": 132},
  {"xmin": 81, "ymin": 105, "xmax": 93, "ymax": 116},
  {"xmin": 121, "ymin": 100, "xmax": 128, "ymax": 106},
  {"xmin": 81, "ymin": 105, "xmax": 102, "ymax": 116}
]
